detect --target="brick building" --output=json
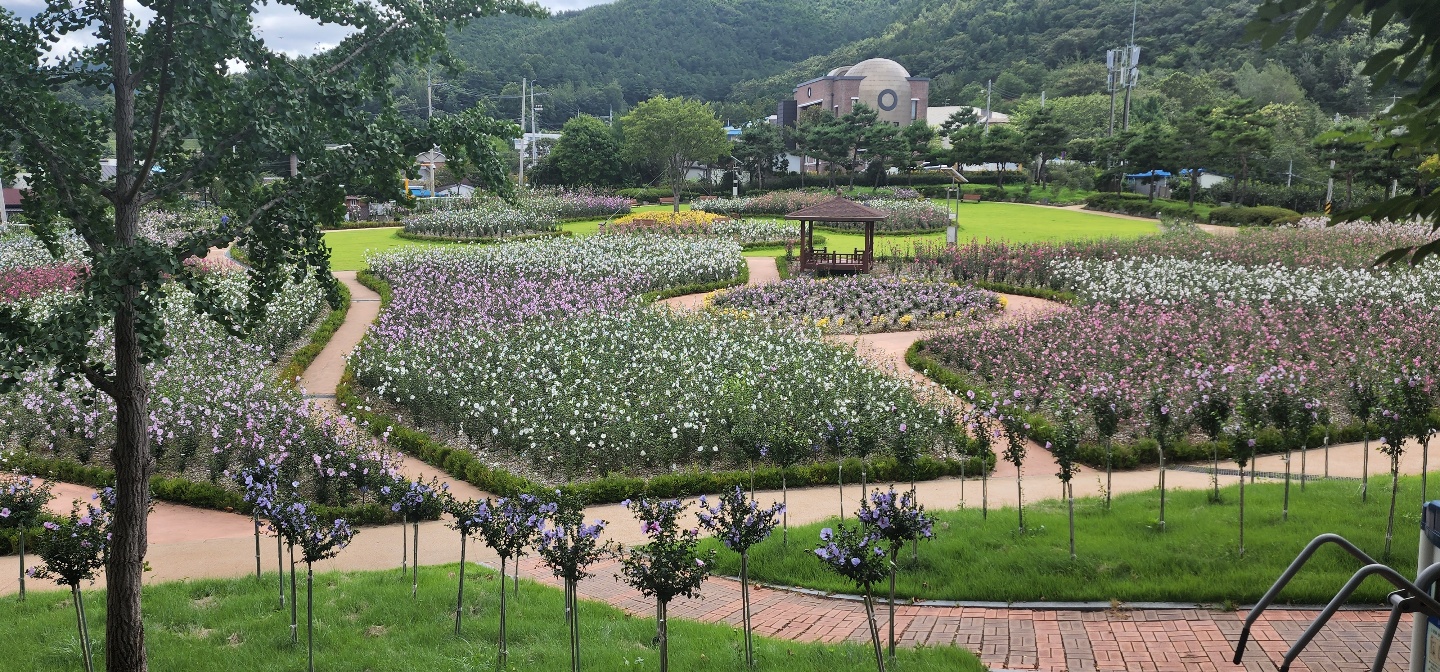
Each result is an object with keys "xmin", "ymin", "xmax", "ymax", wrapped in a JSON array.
[{"xmin": 787, "ymin": 58, "xmax": 930, "ymax": 127}]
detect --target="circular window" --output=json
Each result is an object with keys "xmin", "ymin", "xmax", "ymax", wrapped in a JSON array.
[
  {"xmin": 877, "ymin": 89, "xmax": 898, "ymax": 111},
  {"xmin": 806, "ymin": 87, "xmax": 813, "ymax": 98}
]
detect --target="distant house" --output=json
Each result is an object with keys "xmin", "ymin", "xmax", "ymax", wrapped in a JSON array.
[
  {"xmin": 928, "ymin": 105, "xmax": 1010, "ymax": 149},
  {"xmin": 2, "ymin": 188, "xmax": 24, "ymax": 217}
]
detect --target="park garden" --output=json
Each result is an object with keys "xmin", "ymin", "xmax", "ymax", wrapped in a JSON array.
[{"xmin": 3, "ymin": 185, "xmax": 1439, "ymax": 672}]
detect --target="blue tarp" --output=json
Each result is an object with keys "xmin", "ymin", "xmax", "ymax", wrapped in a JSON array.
[
  {"xmin": 409, "ymin": 187, "xmax": 434, "ymax": 197},
  {"xmin": 1124, "ymin": 170, "xmax": 1172, "ymax": 179}
]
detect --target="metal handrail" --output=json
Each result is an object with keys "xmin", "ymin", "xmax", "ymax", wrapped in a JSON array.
[{"xmin": 1233, "ymin": 533, "xmax": 1440, "ymax": 672}]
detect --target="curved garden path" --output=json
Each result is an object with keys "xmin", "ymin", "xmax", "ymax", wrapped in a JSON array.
[{"xmin": 3, "ymin": 253, "xmax": 1418, "ymax": 670}]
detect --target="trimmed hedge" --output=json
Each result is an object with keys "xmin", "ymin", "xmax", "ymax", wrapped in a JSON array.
[
  {"xmin": 394, "ymin": 230, "xmax": 571, "ymax": 244},
  {"xmin": 1083, "ymin": 193, "xmax": 1197, "ymax": 220},
  {"xmin": 277, "ymin": 281, "xmax": 351, "ymax": 387},
  {"xmin": 905, "ymin": 341, "xmax": 1380, "ymax": 471},
  {"xmin": 968, "ymin": 280, "xmax": 1076, "ymax": 304},
  {"xmin": 321, "ymin": 221, "xmax": 403, "ymax": 231},
  {"xmin": 641, "ymin": 259, "xmax": 748, "ymax": 303},
  {"xmin": 0, "ymin": 452, "xmax": 415, "ymax": 537},
  {"xmin": 1207, "ymin": 205, "xmax": 1303, "ymax": 227}
]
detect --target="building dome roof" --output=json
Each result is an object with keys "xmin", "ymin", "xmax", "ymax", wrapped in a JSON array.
[
  {"xmin": 845, "ymin": 58, "xmax": 911, "ymax": 81},
  {"xmin": 827, "ymin": 66, "xmax": 851, "ymax": 77}
]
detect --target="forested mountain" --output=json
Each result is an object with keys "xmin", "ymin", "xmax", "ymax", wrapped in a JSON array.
[
  {"xmin": 426, "ymin": 0, "xmax": 926, "ymax": 124},
  {"xmin": 727, "ymin": 0, "xmax": 1400, "ymax": 117}
]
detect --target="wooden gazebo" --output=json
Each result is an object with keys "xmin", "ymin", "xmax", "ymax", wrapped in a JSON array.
[{"xmin": 786, "ymin": 197, "xmax": 889, "ymax": 273}]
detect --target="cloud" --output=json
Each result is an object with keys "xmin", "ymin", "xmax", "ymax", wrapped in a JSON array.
[{"xmin": 6, "ymin": 1, "xmax": 615, "ymax": 58}]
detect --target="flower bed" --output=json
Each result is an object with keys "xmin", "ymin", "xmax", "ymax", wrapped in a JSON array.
[
  {"xmin": 353, "ymin": 238, "xmax": 952, "ymax": 483},
  {"xmin": 0, "ymin": 264, "xmax": 84, "ymax": 302},
  {"xmin": 919, "ymin": 300, "xmax": 1438, "ymax": 449},
  {"xmin": 695, "ymin": 192, "xmax": 950, "ymax": 233},
  {"xmin": 908, "ymin": 219, "xmax": 1439, "ymax": 291},
  {"xmin": 1052, "ymin": 256, "xmax": 1440, "ymax": 307},
  {"xmin": 367, "ymin": 235, "xmax": 743, "ymax": 296},
  {"xmin": 608, "ymin": 211, "xmax": 728, "ymax": 228},
  {"xmin": 707, "ymin": 277, "xmax": 1002, "ymax": 333},
  {"xmin": 601, "ymin": 217, "xmax": 804, "ymax": 246},
  {"xmin": 0, "ymin": 268, "xmax": 394, "ymax": 508}
]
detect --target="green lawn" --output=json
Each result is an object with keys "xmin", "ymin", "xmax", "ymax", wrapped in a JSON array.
[
  {"xmin": 0, "ymin": 565, "xmax": 982, "ymax": 672},
  {"xmin": 709, "ymin": 474, "xmax": 1423, "ymax": 605},
  {"xmin": 331, "ymin": 202, "xmax": 1157, "ymax": 270},
  {"xmin": 323, "ymin": 227, "xmax": 465, "ymax": 271}
]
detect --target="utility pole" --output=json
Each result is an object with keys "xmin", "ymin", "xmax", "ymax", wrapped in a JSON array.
[
  {"xmin": 529, "ymin": 83, "xmax": 538, "ymax": 168},
  {"xmin": 290, "ymin": 153, "xmax": 298, "ymax": 178},
  {"xmin": 0, "ymin": 171, "xmax": 8, "ymax": 226},
  {"xmin": 1325, "ymin": 112, "xmax": 1338, "ymax": 213},
  {"xmin": 984, "ymin": 79, "xmax": 992, "ymax": 134},
  {"xmin": 426, "ymin": 69, "xmax": 433, "ymax": 120},
  {"xmin": 1106, "ymin": 50, "xmax": 1119, "ymax": 136},
  {"xmin": 518, "ymin": 78, "xmax": 527, "ymax": 185}
]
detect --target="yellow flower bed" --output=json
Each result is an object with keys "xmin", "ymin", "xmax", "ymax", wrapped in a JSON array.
[{"xmin": 611, "ymin": 211, "xmax": 726, "ymax": 227}]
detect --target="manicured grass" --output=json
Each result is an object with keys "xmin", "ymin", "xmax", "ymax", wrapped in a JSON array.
[
  {"xmin": 333, "ymin": 203, "xmax": 1158, "ymax": 269},
  {"xmin": 740, "ymin": 203, "xmax": 1159, "ymax": 258},
  {"xmin": 708, "ymin": 474, "xmax": 1423, "ymax": 605},
  {"xmin": 0, "ymin": 565, "xmax": 982, "ymax": 672},
  {"xmin": 323, "ymin": 227, "xmax": 464, "ymax": 271}
]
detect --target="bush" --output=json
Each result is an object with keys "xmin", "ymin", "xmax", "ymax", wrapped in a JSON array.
[
  {"xmin": 1083, "ymin": 193, "xmax": 1198, "ymax": 220},
  {"xmin": 1208, "ymin": 205, "xmax": 1303, "ymax": 227}
]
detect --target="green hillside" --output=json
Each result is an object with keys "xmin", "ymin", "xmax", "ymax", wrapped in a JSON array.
[
  {"xmin": 727, "ymin": 0, "xmax": 1399, "ymax": 117},
  {"xmin": 430, "ymin": 0, "xmax": 926, "ymax": 123}
]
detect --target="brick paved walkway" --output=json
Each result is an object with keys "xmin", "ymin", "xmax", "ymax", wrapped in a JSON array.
[{"xmin": 508, "ymin": 555, "xmax": 1402, "ymax": 671}]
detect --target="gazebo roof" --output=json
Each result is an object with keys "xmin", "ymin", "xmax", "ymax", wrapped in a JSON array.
[{"xmin": 784, "ymin": 197, "xmax": 889, "ymax": 222}]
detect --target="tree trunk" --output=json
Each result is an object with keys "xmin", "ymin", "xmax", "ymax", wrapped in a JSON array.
[
  {"xmin": 887, "ymin": 556, "xmax": 897, "ymax": 658},
  {"xmin": 1016, "ymin": 470, "xmax": 1025, "ymax": 531},
  {"xmin": 981, "ymin": 455, "xmax": 988, "ymax": 520},
  {"xmin": 17, "ymin": 530, "xmax": 24, "ymax": 600},
  {"xmin": 253, "ymin": 513, "xmax": 262, "ymax": 580},
  {"xmin": 1282, "ymin": 446, "xmax": 1292, "ymax": 522},
  {"xmin": 1158, "ymin": 442, "xmax": 1166, "ymax": 531},
  {"xmin": 1385, "ymin": 455, "xmax": 1400, "ymax": 558},
  {"xmin": 1104, "ymin": 438, "xmax": 1113, "ymax": 510},
  {"xmin": 74, "ymin": 584, "xmax": 95, "ymax": 672},
  {"xmin": 781, "ymin": 471, "xmax": 789, "ymax": 546},
  {"xmin": 1211, "ymin": 442, "xmax": 1220, "ymax": 503},
  {"xmin": 412, "ymin": 521, "xmax": 419, "ymax": 599},
  {"xmin": 863, "ymin": 592, "xmax": 887, "ymax": 672},
  {"xmin": 454, "ymin": 535, "xmax": 467, "ymax": 635},
  {"xmin": 1189, "ymin": 169, "xmax": 1197, "ymax": 209},
  {"xmin": 289, "ymin": 545, "xmax": 298, "ymax": 644},
  {"xmin": 1067, "ymin": 482, "xmax": 1076, "ymax": 560},
  {"xmin": 498, "ymin": 556, "xmax": 510, "ymax": 667},
  {"xmin": 838, "ymin": 460, "xmax": 845, "ymax": 521},
  {"xmin": 1300, "ymin": 435, "xmax": 1307, "ymax": 492},
  {"xmin": 657, "ymin": 599, "xmax": 669, "ymax": 672},
  {"xmin": 306, "ymin": 565, "xmax": 315, "ymax": 672},
  {"xmin": 277, "ymin": 535, "xmax": 285, "ymax": 610},
  {"xmin": 105, "ymin": 3, "xmax": 153, "ymax": 666},
  {"xmin": 741, "ymin": 552, "xmax": 754, "ymax": 667},
  {"xmin": 401, "ymin": 513, "xmax": 407, "ymax": 573},
  {"xmin": 1238, "ymin": 463, "xmax": 1246, "ymax": 556},
  {"xmin": 1362, "ymin": 435, "xmax": 1370, "ymax": 502}
]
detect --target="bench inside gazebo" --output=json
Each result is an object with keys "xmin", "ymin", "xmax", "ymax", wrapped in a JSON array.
[{"xmin": 785, "ymin": 197, "xmax": 889, "ymax": 273}]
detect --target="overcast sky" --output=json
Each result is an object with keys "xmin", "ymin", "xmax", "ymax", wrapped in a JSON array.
[{"xmin": 1, "ymin": 0, "xmax": 613, "ymax": 58}]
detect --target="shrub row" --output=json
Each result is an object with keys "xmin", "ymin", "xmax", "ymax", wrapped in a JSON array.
[
  {"xmin": 1083, "ymin": 193, "xmax": 1198, "ymax": 220},
  {"xmin": 394, "ymin": 230, "xmax": 571, "ymax": 244},
  {"xmin": 277, "ymin": 282, "xmax": 351, "ymax": 388},
  {"xmin": 0, "ymin": 452, "xmax": 415, "ymax": 537},
  {"xmin": 905, "ymin": 343, "xmax": 1382, "ymax": 471},
  {"xmin": 1207, "ymin": 205, "xmax": 1303, "ymax": 227},
  {"xmin": 321, "ymin": 220, "xmax": 403, "ymax": 231},
  {"xmin": 966, "ymin": 280, "xmax": 1077, "ymax": 304},
  {"xmin": 640, "ymin": 259, "xmax": 749, "ymax": 303}
]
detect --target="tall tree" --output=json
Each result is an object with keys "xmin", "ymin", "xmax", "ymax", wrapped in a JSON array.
[
  {"xmin": 1252, "ymin": 0, "xmax": 1440, "ymax": 263},
  {"xmin": 1020, "ymin": 107, "xmax": 1069, "ymax": 188},
  {"xmin": 551, "ymin": 114, "xmax": 622, "ymax": 187},
  {"xmin": 895, "ymin": 121, "xmax": 937, "ymax": 185},
  {"xmin": 1207, "ymin": 100, "xmax": 1275, "ymax": 205},
  {"xmin": 1123, "ymin": 123, "xmax": 1179, "ymax": 202},
  {"xmin": 732, "ymin": 123, "xmax": 785, "ymax": 190},
  {"xmin": 0, "ymin": 2, "xmax": 533, "ymax": 670},
  {"xmin": 621, "ymin": 95, "xmax": 728, "ymax": 212}
]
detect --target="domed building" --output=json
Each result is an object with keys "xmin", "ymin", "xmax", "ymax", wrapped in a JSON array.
[{"xmin": 788, "ymin": 58, "xmax": 929, "ymax": 127}]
